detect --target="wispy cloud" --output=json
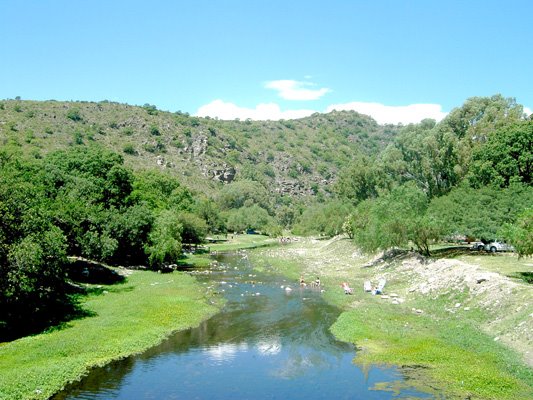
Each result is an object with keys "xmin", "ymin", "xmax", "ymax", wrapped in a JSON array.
[
  {"xmin": 196, "ymin": 99, "xmax": 316, "ymax": 120},
  {"xmin": 326, "ymin": 101, "xmax": 447, "ymax": 124},
  {"xmin": 265, "ymin": 80, "xmax": 331, "ymax": 101}
]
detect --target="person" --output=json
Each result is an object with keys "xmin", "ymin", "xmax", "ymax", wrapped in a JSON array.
[
  {"xmin": 299, "ymin": 275, "xmax": 306, "ymax": 286},
  {"xmin": 341, "ymin": 282, "xmax": 353, "ymax": 295},
  {"xmin": 314, "ymin": 277, "xmax": 321, "ymax": 287}
]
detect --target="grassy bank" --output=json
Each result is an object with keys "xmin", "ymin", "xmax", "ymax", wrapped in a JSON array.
[
  {"xmin": 0, "ymin": 234, "xmax": 274, "ymax": 400},
  {"xmin": 0, "ymin": 270, "xmax": 219, "ymax": 400},
  {"xmin": 251, "ymin": 238, "xmax": 533, "ymax": 399}
]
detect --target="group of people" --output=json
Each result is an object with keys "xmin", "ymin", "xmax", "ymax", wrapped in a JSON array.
[
  {"xmin": 296, "ymin": 276, "xmax": 384, "ymax": 296},
  {"xmin": 298, "ymin": 275, "xmax": 355, "ymax": 295},
  {"xmin": 299, "ymin": 275, "xmax": 320, "ymax": 287}
]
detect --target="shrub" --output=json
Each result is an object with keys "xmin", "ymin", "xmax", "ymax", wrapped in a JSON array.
[
  {"xmin": 150, "ymin": 125, "xmax": 160, "ymax": 136},
  {"xmin": 123, "ymin": 144, "xmax": 137, "ymax": 155},
  {"xmin": 66, "ymin": 108, "xmax": 82, "ymax": 121}
]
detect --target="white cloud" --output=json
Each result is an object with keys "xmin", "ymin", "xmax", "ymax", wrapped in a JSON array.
[
  {"xmin": 326, "ymin": 101, "xmax": 447, "ymax": 125},
  {"xmin": 196, "ymin": 99, "xmax": 316, "ymax": 120},
  {"xmin": 196, "ymin": 99, "xmax": 448, "ymax": 125},
  {"xmin": 265, "ymin": 80, "xmax": 330, "ymax": 101},
  {"xmin": 524, "ymin": 106, "xmax": 532, "ymax": 116}
]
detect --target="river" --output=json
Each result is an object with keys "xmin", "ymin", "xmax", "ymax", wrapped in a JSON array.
[{"xmin": 53, "ymin": 252, "xmax": 433, "ymax": 399}]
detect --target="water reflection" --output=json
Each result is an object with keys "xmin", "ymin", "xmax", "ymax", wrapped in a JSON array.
[{"xmin": 54, "ymin": 254, "xmax": 432, "ymax": 400}]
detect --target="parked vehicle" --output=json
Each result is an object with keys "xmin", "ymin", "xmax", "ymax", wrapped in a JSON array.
[
  {"xmin": 484, "ymin": 241, "xmax": 515, "ymax": 253},
  {"xmin": 471, "ymin": 241, "xmax": 486, "ymax": 251}
]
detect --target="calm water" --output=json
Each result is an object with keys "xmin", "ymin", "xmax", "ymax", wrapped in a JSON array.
[{"xmin": 53, "ymin": 253, "xmax": 432, "ymax": 400}]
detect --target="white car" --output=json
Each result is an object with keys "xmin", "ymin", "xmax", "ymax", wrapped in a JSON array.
[
  {"xmin": 484, "ymin": 241, "xmax": 515, "ymax": 253},
  {"xmin": 471, "ymin": 241, "xmax": 485, "ymax": 251}
]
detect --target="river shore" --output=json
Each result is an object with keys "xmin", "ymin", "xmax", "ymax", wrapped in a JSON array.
[
  {"xmin": 0, "ymin": 270, "xmax": 220, "ymax": 400},
  {"xmin": 251, "ymin": 236, "xmax": 533, "ymax": 400},
  {"xmin": 0, "ymin": 234, "xmax": 276, "ymax": 400}
]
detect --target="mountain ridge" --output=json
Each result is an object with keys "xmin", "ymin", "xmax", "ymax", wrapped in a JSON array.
[{"xmin": 0, "ymin": 99, "xmax": 399, "ymax": 198}]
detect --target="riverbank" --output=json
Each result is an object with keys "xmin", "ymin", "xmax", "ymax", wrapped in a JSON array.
[
  {"xmin": 0, "ymin": 269, "xmax": 219, "ymax": 400},
  {"xmin": 251, "ymin": 237, "xmax": 533, "ymax": 399},
  {"xmin": 0, "ymin": 234, "xmax": 275, "ymax": 400}
]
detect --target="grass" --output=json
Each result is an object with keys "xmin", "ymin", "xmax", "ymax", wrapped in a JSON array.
[
  {"xmin": 178, "ymin": 234, "xmax": 276, "ymax": 269},
  {"xmin": 331, "ymin": 297, "xmax": 533, "ymax": 399},
  {"xmin": 208, "ymin": 234, "xmax": 276, "ymax": 252},
  {"xmin": 251, "ymin": 238, "xmax": 533, "ymax": 399},
  {"xmin": 454, "ymin": 251, "xmax": 533, "ymax": 283},
  {"xmin": 0, "ymin": 270, "xmax": 219, "ymax": 400}
]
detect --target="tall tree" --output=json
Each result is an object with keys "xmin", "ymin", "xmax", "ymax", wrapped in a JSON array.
[{"xmin": 469, "ymin": 120, "xmax": 532, "ymax": 188}]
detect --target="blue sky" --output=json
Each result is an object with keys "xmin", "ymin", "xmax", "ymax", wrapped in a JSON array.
[{"xmin": 1, "ymin": 0, "xmax": 532, "ymax": 123}]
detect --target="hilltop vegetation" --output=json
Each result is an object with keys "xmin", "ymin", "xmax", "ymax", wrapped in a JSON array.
[{"xmin": 0, "ymin": 99, "xmax": 396, "ymax": 198}]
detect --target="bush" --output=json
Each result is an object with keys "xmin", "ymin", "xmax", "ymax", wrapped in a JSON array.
[
  {"xmin": 123, "ymin": 144, "xmax": 137, "ymax": 155},
  {"xmin": 66, "ymin": 108, "xmax": 82, "ymax": 121},
  {"xmin": 150, "ymin": 125, "xmax": 160, "ymax": 136}
]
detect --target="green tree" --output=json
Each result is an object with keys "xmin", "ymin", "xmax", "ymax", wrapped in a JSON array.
[
  {"xmin": 145, "ymin": 210, "xmax": 182, "ymax": 267},
  {"xmin": 1, "ymin": 227, "xmax": 70, "ymax": 339},
  {"xmin": 131, "ymin": 170, "xmax": 193, "ymax": 211},
  {"xmin": 441, "ymin": 94, "xmax": 524, "ymax": 140},
  {"xmin": 469, "ymin": 120, "xmax": 532, "ymax": 188},
  {"xmin": 501, "ymin": 209, "xmax": 533, "ymax": 257},
  {"xmin": 225, "ymin": 205, "xmax": 273, "ymax": 232},
  {"xmin": 428, "ymin": 184, "xmax": 533, "ymax": 241},
  {"xmin": 349, "ymin": 183, "xmax": 440, "ymax": 255},
  {"xmin": 334, "ymin": 155, "xmax": 386, "ymax": 204},
  {"xmin": 292, "ymin": 200, "xmax": 353, "ymax": 237},
  {"xmin": 177, "ymin": 212, "xmax": 208, "ymax": 244},
  {"xmin": 217, "ymin": 180, "xmax": 270, "ymax": 211},
  {"xmin": 194, "ymin": 197, "xmax": 226, "ymax": 234}
]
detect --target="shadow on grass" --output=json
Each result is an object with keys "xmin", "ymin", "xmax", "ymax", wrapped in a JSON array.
[
  {"xmin": 67, "ymin": 259, "xmax": 126, "ymax": 285},
  {"xmin": 0, "ymin": 295, "xmax": 97, "ymax": 342},
  {"xmin": 430, "ymin": 246, "xmax": 472, "ymax": 258},
  {"xmin": 507, "ymin": 271, "xmax": 533, "ymax": 284},
  {"xmin": 1, "ymin": 260, "xmax": 133, "ymax": 342}
]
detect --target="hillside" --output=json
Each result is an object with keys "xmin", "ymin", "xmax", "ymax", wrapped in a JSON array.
[{"xmin": 0, "ymin": 99, "xmax": 398, "ymax": 198}]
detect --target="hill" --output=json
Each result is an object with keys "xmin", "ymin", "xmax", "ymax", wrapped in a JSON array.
[{"xmin": 0, "ymin": 99, "xmax": 398, "ymax": 198}]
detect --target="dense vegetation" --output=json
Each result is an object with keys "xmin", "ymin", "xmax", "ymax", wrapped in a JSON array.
[
  {"xmin": 0, "ymin": 146, "xmax": 213, "ymax": 339},
  {"xmin": 1, "ymin": 94, "xmax": 532, "ymax": 341},
  {"xmin": 339, "ymin": 95, "xmax": 532, "ymax": 255}
]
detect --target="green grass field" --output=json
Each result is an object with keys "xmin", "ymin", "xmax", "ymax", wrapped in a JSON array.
[
  {"xmin": 0, "ymin": 270, "xmax": 218, "ymax": 400},
  {"xmin": 455, "ymin": 251, "xmax": 533, "ymax": 283}
]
